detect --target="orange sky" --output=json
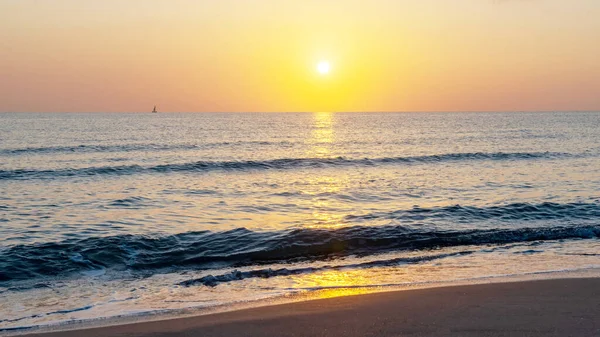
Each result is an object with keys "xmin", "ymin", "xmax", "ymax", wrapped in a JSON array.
[{"xmin": 1, "ymin": 0, "xmax": 599, "ymax": 112}]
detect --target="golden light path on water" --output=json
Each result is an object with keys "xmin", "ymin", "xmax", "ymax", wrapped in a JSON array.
[
  {"xmin": 294, "ymin": 112, "xmax": 374, "ymax": 296},
  {"xmin": 308, "ymin": 112, "xmax": 335, "ymax": 157},
  {"xmin": 302, "ymin": 112, "xmax": 348, "ymax": 230}
]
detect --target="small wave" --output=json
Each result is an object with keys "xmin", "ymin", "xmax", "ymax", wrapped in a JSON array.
[
  {"xmin": 1, "ymin": 217, "xmax": 598, "ymax": 283},
  {"xmin": 0, "ymin": 143, "xmax": 200, "ymax": 155},
  {"xmin": 0, "ymin": 305, "xmax": 94, "ymax": 325},
  {"xmin": 0, "ymin": 141, "xmax": 296, "ymax": 156},
  {"xmin": 0, "ymin": 151, "xmax": 571, "ymax": 180},
  {"xmin": 106, "ymin": 196, "xmax": 152, "ymax": 208},
  {"xmin": 345, "ymin": 202, "xmax": 600, "ymax": 223},
  {"xmin": 179, "ymin": 251, "xmax": 472, "ymax": 287}
]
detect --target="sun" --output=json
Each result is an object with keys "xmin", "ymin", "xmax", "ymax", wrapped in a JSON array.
[{"xmin": 317, "ymin": 61, "xmax": 331, "ymax": 75}]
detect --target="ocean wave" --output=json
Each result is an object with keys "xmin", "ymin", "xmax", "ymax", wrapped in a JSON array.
[
  {"xmin": 345, "ymin": 202, "xmax": 600, "ymax": 223},
  {"xmin": 179, "ymin": 251, "xmax": 473, "ymax": 287},
  {"xmin": 0, "ymin": 304, "xmax": 94, "ymax": 325},
  {"xmin": 1, "ymin": 216, "xmax": 598, "ymax": 283},
  {"xmin": 0, "ymin": 143, "xmax": 199, "ymax": 155},
  {"xmin": 106, "ymin": 196, "xmax": 152, "ymax": 208},
  {"xmin": 0, "ymin": 151, "xmax": 571, "ymax": 180},
  {"xmin": 0, "ymin": 141, "xmax": 294, "ymax": 156}
]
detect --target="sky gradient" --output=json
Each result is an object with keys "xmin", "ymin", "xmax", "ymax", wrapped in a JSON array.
[{"xmin": 1, "ymin": 0, "xmax": 599, "ymax": 112}]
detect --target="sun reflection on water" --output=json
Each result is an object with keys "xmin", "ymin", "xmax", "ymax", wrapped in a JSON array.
[
  {"xmin": 290, "ymin": 269, "xmax": 384, "ymax": 300},
  {"xmin": 301, "ymin": 287, "xmax": 376, "ymax": 300},
  {"xmin": 294, "ymin": 112, "xmax": 371, "ymax": 289},
  {"xmin": 308, "ymin": 112, "xmax": 334, "ymax": 158},
  {"xmin": 300, "ymin": 112, "xmax": 349, "ymax": 229}
]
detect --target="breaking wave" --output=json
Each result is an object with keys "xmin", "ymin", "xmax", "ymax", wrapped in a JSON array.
[{"xmin": 1, "ymin": 205, "xmax": 598, "ymax": 283}]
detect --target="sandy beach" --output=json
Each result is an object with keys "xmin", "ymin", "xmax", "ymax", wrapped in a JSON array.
[{"xmin": 19, "ymin": 278, "xmax": 599, "ymax": 337}]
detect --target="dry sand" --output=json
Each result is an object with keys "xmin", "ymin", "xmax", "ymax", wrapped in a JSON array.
[{"xmin": 22, "ymin": 278, "xmax": 600, "ymax": 337}]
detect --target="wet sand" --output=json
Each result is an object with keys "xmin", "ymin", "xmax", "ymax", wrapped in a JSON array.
[{"xmin": 23, "ymin": 278, "xmax": 600, "ymax": 337}]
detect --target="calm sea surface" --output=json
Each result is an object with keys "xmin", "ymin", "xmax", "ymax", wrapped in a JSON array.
[{"xmin": 1, "ymin": 112, "xmax": 599, "ymax": 331}]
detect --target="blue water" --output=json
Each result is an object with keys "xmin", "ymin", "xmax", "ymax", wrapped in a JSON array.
[{"xmin": 1, "ymin": 112, "xmax": 599, "ymax": 331}]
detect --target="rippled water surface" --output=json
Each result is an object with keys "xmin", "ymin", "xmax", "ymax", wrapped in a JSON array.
[{"xmin": 1, "ymin": 112, "xmax": 599, "ymax": 331}]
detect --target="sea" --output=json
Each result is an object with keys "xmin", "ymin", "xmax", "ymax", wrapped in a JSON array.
[{"xmin": 1, "ymin": 112, "xmax": 599, "ymax": 332}]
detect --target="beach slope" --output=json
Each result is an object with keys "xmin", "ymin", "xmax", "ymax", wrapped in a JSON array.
[{"xmin": 25, "ymin": 278, "xmax": 600, "ymax": 337}]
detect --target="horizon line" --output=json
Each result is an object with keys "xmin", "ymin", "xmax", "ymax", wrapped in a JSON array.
[{"xmin": 1, "ymin": 110, "xmax": 600, "ymax": 114}]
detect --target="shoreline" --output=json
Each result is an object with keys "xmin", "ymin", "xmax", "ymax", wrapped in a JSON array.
[{"xmin": 7, "ymin": 271, "xmax": 600, "ymax": 337}]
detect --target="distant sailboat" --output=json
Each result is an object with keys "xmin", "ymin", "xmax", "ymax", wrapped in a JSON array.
[{"xmin": 152, "ymin": 105, "xmax": 157, "ymax": 113}]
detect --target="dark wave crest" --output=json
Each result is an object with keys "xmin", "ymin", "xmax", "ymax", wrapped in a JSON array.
[
  {"xmin": 0, "ymin": 141, "xmax": 294, "ymax": 156},
  {"xmin": 180, "ymin": 251, "xmax": 473, "ymax": 287},
  {"xmin": 0, "ymin": 143, "xmax": 199, "ymax": 155},
  {"xmin": 0, "ymin": 151, "xmax": 570, "ymax": 180},
  {"xmin": 346, "ymin": 202, "xmax": 600, "ymax": 223},
  {"xmin": 1, "ymin": 210, "xmax": 598, "ymax": 283}
]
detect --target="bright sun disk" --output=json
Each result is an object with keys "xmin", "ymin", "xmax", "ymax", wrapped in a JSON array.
[{"xmin": 317, "ymin": 61, "xmax": 330, "ymax": 74}]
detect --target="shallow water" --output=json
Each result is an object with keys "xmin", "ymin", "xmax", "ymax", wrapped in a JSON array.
[{"xmin": 1, "ymin": 112, "xmax": 599, "ymax": 331}]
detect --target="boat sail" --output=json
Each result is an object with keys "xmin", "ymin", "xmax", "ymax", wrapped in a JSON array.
[{"xmin": 152, "ymin": 105, "xmax": 157, "ymax": 113}]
